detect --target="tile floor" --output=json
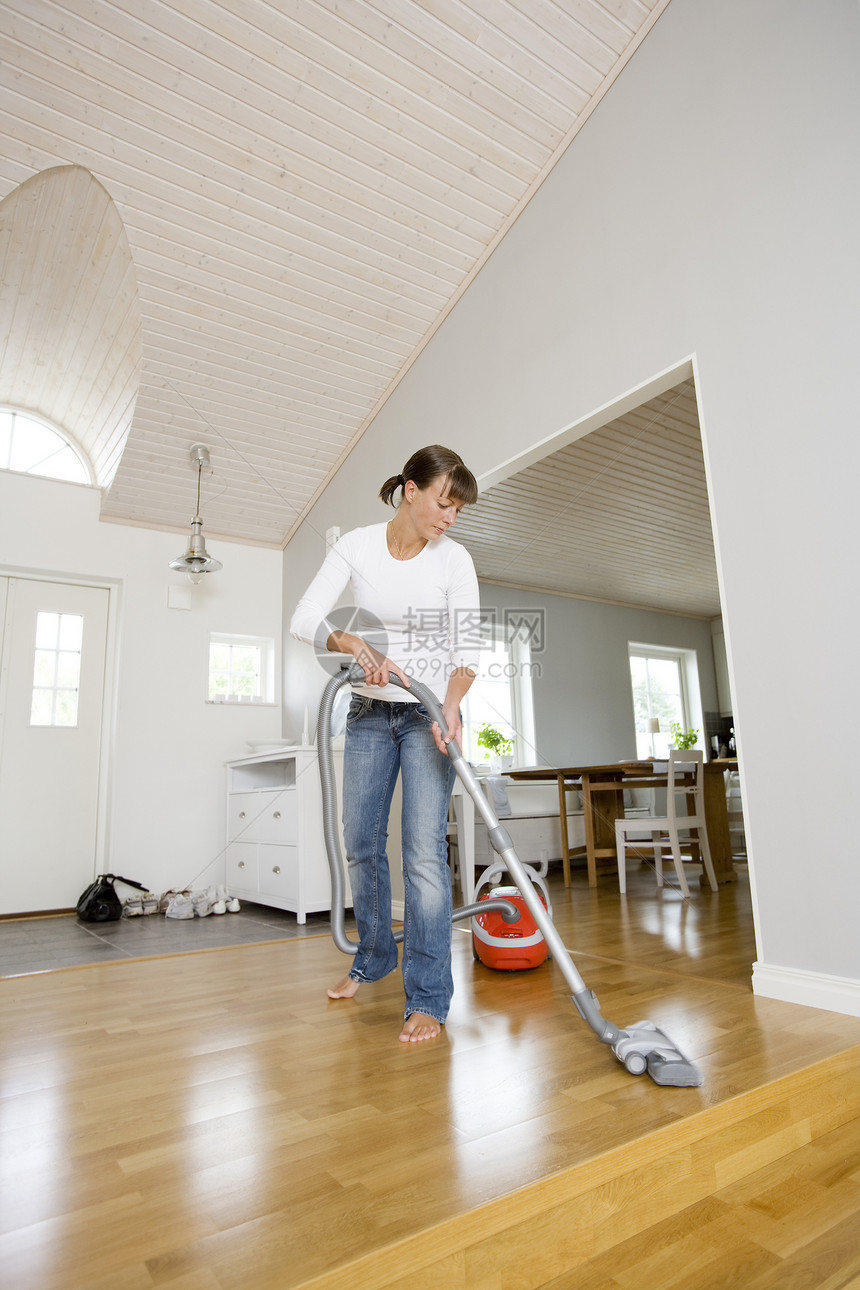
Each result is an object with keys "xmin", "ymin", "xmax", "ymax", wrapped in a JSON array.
[{"xmin": 0, "ymin": 901, "xmax": 354, "ymax": 978}]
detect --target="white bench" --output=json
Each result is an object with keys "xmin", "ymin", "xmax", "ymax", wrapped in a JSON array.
[
  {"xmin": 449, "ymin": 775, "xmax": 655, "ymax": 903},
  {"xmin": 450, "ymin": 776, "xmax": 586, "ymax": 903}
]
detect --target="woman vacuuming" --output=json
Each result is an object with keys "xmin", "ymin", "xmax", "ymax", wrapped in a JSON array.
[{"xmin": 290, "ymin": 445, "xmax": 480, "ymax": 1042}]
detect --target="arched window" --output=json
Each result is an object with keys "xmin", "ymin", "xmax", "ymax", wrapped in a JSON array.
[{"xmin": 0, "ymin": 409, "xmax": 91, "ymax": 485}]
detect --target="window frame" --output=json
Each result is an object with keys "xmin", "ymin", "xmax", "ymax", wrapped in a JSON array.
[
  {"xmin": 461, "ymin": 621, "xmax": 538, "ymax": 769},
  {"xmin": 0, "ymin": 407, "xmax": 93, "ymax": 485},
  {"xmin": 628, "ymin": 641, "xmax": 703, "ymax": 757},
  {"xmin": 207, "ymin": 632, "xmax": 277, "ymax": 705},
  {"xmin": 29, "ymin": 610, "xmax": 84, "ymax": 728}
]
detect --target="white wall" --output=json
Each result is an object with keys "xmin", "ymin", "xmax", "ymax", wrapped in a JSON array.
[
  {"xmin": 2, "ymin": 470, "xmax": 282, "ymax": 899},
  {"xmin": 285, "ymin": 0, "xmax": 860, "ymax": 1012}
]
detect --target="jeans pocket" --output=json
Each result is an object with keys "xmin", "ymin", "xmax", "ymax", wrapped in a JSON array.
[
  {"xmin": 414, "ymin": 704, "xmax": 460, "ymax": 725},
  {"xmin": 346, "ymin": 695, "xmax": 373, "ymax": 728}
]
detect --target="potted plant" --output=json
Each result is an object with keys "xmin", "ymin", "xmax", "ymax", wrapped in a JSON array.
[
  {"xmin": 476, "ymin": 723, "xmax": 515, "ymax": 771},
  {"xmin": 669, "ymin": 721, "xmax": 698, "ymax": 750}
]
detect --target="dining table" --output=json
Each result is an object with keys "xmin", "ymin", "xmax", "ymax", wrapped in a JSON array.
[{"xmin": 506, "ymin": 759, "xmax": 740, "ymax": 890}]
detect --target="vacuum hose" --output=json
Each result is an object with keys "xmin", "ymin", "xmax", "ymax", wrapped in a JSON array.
[{"xmin": 317, "ymin": 662, "xmax": 521, "ymax": 956}]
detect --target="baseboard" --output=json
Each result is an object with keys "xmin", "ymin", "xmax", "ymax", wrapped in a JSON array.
[
  {"xmin": 0, "ymin": 907, "xmax": 74, "ymax": 921},
  {"xmin": 753, "ymin": 960, "xmax": 860, "ymax": 1016}
]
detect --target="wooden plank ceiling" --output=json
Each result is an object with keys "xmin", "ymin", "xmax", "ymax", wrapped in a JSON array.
[
  {"xmin": 0, "ymin": 0, "xmax": 673, "ymax": 567},
  {"xmin": 453, "ymin": 379, "xmax": 721, "ymax": 617}
]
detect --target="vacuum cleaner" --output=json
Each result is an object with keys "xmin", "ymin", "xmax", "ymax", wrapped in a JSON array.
[
  {"xmin": 317, "ymin": 663, "xmax": 704, "ymax": 1088},
  {"xmin": 471, "ymin": 861, "xmax": 551, "ymax": 971}
]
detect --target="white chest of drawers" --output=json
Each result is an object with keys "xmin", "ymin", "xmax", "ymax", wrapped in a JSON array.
[{"xmin": 225, "ymin": 746, "xmax": 348, "ymax": 923}]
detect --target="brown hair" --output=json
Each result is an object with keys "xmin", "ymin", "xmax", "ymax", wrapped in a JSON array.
[{"xmin": 379, "ymin": 444, "xmax": 478, "ymax": 508}]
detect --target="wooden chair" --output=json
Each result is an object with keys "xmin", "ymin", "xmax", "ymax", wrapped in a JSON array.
[
  {"xmin": 725, "ymin": 769, "xmax": 747, "ymax": 858},
  {"xmin": 614, "ymin": 749, "xmax": 718, "ymax": 897}
]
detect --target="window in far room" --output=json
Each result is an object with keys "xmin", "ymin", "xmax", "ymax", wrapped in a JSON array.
[
  {"xmin": 0, "ymin": 409, "xmax": 91, "ymax": 484},
  {"xmin": 629, "ymin": 644, "xmax": 702, "ymax": 757},
  {"xmin": 461, "ymin": 616, "xmax": 538, "ymax": 768}
]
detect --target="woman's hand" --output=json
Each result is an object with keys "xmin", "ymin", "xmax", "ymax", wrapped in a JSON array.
[
  {"xmin": 327, "ymin": 631, "xmax": 410, "ymax": 691},
  {"xmin": 432, "ymin": 701, "xmax": 462, "ymax": 757},
  {"xmin": 357, "ymin": 647, "xmax": 410, "ymax": 691},
  {"xmin": 433, "ymin": 667, "xmax": 474, "ymax": 756}
]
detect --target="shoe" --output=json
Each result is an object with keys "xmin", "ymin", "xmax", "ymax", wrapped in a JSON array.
[
  {"xmin": 212, "ymin": 898, "xmax": 227, "ymax": 915},
  {"xmin": 165, "ymin": 893, "xmax": 194, "ymax": 919},
  {"xmin": 160, "ymin": 889, "xmax": 188, "ymax": 914},
  {"xmin": 226, "ymin": 897, "xmax": 241, "ymax": 913},
  {"xmin": 192, "ymin": 888, "xmax": 215, "ymax": 917},
  {"xmin": 122, "ymin": 896, "xmax": 143, "ymax": 917},
  {"xmin": 141, "ymin": 891, "xmax": 159, "ymax": 916}
]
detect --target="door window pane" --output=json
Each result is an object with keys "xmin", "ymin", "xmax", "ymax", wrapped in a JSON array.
[
  {"xmin": 30, "ymin": 612, "xmax": 83, "ymax": 727},
  {"xmin": 57, "ymin": 651, "xmax": 81, "ymax": 688},
  {"xmin": 33, "ymin": 650, "xmax": 56, "ymax": 686},
  {"xmin": 58, "ymin": 615, "xmax": 83, "ymax": 650},
  {"xmin": 35, "ymin": 612, "xmax": 60, "ymax": 649},
  {"xmin": 54, "ymin": 690, "xmax": 79, "ymax": 726}
]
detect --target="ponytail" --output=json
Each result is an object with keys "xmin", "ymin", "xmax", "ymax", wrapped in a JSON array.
[{"xmin": 378, "ymin": 472, "xmax": 406, "ymax": 507}]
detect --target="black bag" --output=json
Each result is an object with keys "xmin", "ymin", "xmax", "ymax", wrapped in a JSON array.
[{"xmin": 76, "ymin": 874, "xmax": 147, "ymax": 922}]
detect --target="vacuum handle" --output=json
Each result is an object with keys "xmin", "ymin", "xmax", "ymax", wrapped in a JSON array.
[
  {"xmin": 369, "ymin": 667, "xmax": 511, "ymax": 836},
  {"xmin": 349, "ymin": 664, "xmax": 496, "ymax": 820},
  {"xmin": 345, "ymin": 661, "xmax": 462, "ymax": 755}
]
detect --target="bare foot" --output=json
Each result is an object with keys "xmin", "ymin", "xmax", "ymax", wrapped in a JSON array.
[
  {"xmin": 399, "ymin": 1012, "xmax": 442, "ymax": 1043},
  {"xmin": 327, "ymin": 974, "xmax": 360, "ymax": 1000}
]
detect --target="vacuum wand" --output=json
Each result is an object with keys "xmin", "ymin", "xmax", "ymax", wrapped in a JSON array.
[{"xmin": 317, "ymin": 663, "xmax": 704, "ymax": 1087}]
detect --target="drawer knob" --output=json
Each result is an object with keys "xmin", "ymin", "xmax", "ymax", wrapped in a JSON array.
[
  {"xmin": 238, "ymin": 860, "xmax": 246, "ymax": 870},
  {"xmin": 273, "ymin": 811, "xmax": 281, "ymax": 819},
  {"xmin": 272, "ymin": 865, "xmax": 281, "ymax": 875},
  {"xmin": 238, "ymin": 811, "xmax": 246, "ymax": 819}
]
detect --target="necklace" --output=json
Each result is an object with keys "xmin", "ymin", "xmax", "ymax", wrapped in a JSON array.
[
  {"xmin": 388, "ymin": 521, "xmax": 407, "ymax": 561},
  {"xmin": 388, "ymin": 520, "xmax": 428, "ymax": 561}
]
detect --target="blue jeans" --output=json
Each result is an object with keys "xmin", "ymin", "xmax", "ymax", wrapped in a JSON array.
[{"xmin": 343, "ymin": 696, "xmax": 456, "ymax": 1024}]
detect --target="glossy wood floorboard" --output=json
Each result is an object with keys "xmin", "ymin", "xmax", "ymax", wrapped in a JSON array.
[
  {"xmin": 530, "ymin": 1106, "xmax": 860, "ymax": 1290},
  {"xmin": 1, "ymin": 864, "xmax": 859, "ymax": 1290}
]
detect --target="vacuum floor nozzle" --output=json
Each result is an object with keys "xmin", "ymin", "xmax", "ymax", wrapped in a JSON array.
[{"xmin": 611, "ymin": 1021, "xmax": 703, "ymax": 1086}]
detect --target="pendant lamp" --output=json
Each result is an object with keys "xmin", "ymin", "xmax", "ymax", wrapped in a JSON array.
[{"xmin": 169, "ymin": 444, "xmax": 223, "ymax": 579}]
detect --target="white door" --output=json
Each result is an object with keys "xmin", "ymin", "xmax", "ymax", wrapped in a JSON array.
[{"xmin": 0, "ymin": 577, "xmax": 109, "ymax": 914}]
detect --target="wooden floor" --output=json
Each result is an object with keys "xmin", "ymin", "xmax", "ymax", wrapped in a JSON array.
[{"xmin": 2, "ymin": 863, "xmax": 860, "ymax": 1290}]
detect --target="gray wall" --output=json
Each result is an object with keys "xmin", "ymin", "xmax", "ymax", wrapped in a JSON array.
[
  {"xmin": 285, "ymin": 0, "xmax": 860, "ymax": 1001},
  {"xmin": 477, "ymin": 582, "xmax": 717, "ymax": 768}
]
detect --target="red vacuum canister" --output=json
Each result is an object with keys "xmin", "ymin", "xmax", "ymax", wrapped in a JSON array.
[{"xmin": 472, "ymin": 869, "xmax": 551, "ymax": 970}]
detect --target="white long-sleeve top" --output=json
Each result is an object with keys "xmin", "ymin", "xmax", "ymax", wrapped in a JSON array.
[{"xmin": 290, "ymin": 522, "xmax": 481, "ymax": 703}]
